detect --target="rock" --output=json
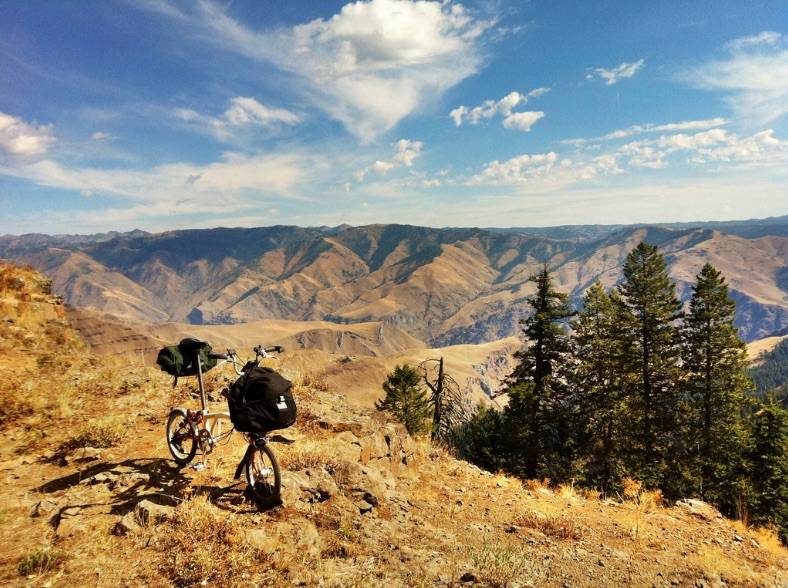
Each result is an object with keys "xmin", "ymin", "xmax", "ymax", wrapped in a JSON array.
[
  {"xmin": 674, "ymin": 499, "xmax": 722, "ymax": 522},
  {"xmin": 113, "ymin": 512, "xmax": 141, "ymax": 536},
  {"xmin": 355, "ymin": 499, "xmax": 375, "ymax": 514},
  {"xmin": 247, "ymin": 518, "xmax": 322, "ymax": 560},
  {"xmin": 281, "ymin": 468, "xmax": 338, "ymax": 505},
  {"xmin": 71, "ymin": 447, "xmax": 102, "ymax": 462},
  {"xmin": 733, "ymin": 534, "xmax": 744, "ymax": 542},
  {"xmin": 135, "ymin": 500, "xmax": 175, "ymax": 525},
  {"xmin": 31, "ymin": 499, "xmax": 58, "ymax": 518}
]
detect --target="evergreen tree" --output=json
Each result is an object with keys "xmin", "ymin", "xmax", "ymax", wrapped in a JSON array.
[
  {"xmin": 455, "ymin": 404, "xmax": 508, "ymax": 473},
  {"xmin": 747, "ymin": 397, "xmax": 788, "ymax": 542},
  {"xmin": 505, "ymin": 265, "xmax": 575, "ymax": 480},
  {"xmin": 572, "ymin": 283, "xmax": 632, "ymax": 492},
  {"xmin": 682, "ymin": 263, "xmax": 751, "ymax": 514},
  {"xmin": 376, "ymin": 364, "xmax": 432, "ymax": 435},
  {"xmin": 616, "ymin": 242, "xmax": 684, "ymax": 493}
]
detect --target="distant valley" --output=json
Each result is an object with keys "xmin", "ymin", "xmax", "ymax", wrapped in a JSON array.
[{"xmin": 1, "ymin": 217, "xmax": 786, "ymax": 345}]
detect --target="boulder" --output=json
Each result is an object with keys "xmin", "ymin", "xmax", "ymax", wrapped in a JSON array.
[{"xmin": 281, "ymin": 468, "xmax": 338, "ymax": 506}]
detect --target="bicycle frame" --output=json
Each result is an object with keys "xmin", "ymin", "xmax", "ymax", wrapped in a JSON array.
[{"xmin": 193, "ymin": 354, "xmax": 232, "ymax": 445}]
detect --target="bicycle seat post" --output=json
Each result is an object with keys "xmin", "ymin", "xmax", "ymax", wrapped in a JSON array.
[{"xmin": 196, "ymin": 354, "xmax": 208, "ymax": 411}]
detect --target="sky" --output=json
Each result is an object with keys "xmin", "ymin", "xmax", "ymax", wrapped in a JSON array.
[{"xmin": 0, "ymin": 0, "xmax": 786, "ymax": 234}]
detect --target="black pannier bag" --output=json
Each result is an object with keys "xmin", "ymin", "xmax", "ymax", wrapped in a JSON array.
[
  {"xmin": 156, "ymin": 338, "xmax": 217, "ymax": 379},
  {"xmin": 227, "ymin": 366, "xmax": 297, "ymax": 433}
]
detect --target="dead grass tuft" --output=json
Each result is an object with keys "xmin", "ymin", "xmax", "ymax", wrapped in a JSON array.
[
  {"xmin": 62, "ymin": 418, "xmax": 127, "ymax": 450},
  {"xmin": 524, "ymin": 478, "xmax": 551, "ymax": 492},
  {"xmin": 470, "ymin": 538, "xmax": 544, "ymax": 587},
  {"xmin": 278, "ymin": 439, "xmax": 341, "ymax": 471},
  {"xmin": 301, "ymin": 372, "xmax": 330, "ymax": 392},
  {"xmin": 514, "ymin": 511, "xmax": 584, "ymax": 540}
]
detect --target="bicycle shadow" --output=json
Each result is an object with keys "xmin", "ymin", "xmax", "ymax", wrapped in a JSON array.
[{"xmin": 36, "ymin": 456, "xmax": 277, "ymax": 516}]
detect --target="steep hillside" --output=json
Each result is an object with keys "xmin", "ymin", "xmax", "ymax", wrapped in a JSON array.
[
  {"xmin": 63, "ymin": 308, "xmax": 514, "ymax": 404},
  {"xmin": 0, "ymin": 266, "xmax": 785, "ymax": 586},
  {"xmin": 2, "ymin": 220, "xmax": 786, "ymax": 343}
]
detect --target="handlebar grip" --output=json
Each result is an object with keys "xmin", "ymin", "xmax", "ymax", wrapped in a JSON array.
[
  {"xmin": 265, "ymin": 345, "xmax": 284, "ymax": 353},
  {"xmin": 208, "ymin": 353, "xmax": 229, "ymax": 360}
]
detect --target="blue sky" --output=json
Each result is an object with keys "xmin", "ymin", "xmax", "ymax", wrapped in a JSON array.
[{"xmin": 0, "ymin": 0, "xmax": 786, "ymax": 234}]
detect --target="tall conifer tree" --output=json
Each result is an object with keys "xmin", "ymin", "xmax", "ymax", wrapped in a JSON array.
[
  {"xmin": 748, "ymin": 397, "xmax": 788, "ymax": 542},
  {"xmin": 616, "ymin": 242, "xmax": 684, "ymax": 492},
  {"xmin": 682, "ymin": 263, "xmax": 750, "ymax": 513},
  {"xmin": 505, "ymin": 265, "xmax": 574, "ymax": 480},
  {"xmin": 573, "ymin": 283, "xmax": 632, "ymax": 492}
]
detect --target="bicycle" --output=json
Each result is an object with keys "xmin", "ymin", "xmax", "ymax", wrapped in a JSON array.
[{"xmin": 165, "ymin": 344, "xmax": 286, "ymax": 505}]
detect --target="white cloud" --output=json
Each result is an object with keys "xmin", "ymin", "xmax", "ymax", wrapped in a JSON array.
[
  {"xmin": 450, "ymin": 88, "xmax": 548, "ymax": 131},
  {"xmin": 502, "ymin": 111, "xmax": 545, "ymax": 132},
  {"xmin": 0, "ymin": 112, "xmax": 55, "ymax": 157},
  {"xmin": 620, "ymin": 128, "xmax": 788, "ymax": 168},
  {"xmin": 563, "ymin": 117, "xmax": 729, "ymax": 145},
  {"xmin": 586, "ymin": 59, "xmax": 644, "ymax": 85},
  {"xmin": 469, "ymin": 127, "xmax": 787, "ymax": 188},
  {"xmin": 91, "ymin": 131, "xmax": 113, "ymax": 141},
  {"xmin": 355, "ymin": 138, "xmax": 423, "ymax": 180},
  {"xmin": 147, "ymin": 0, "xmax": 493, "ymax": 142},
  {"xmin": 175, "ymin": 96, "xmax": 300, "ymax": 140},
  {"xmin": 0, "ymin": 152, "xmax": 307, "ymax": 203},
  {"xmin": 683, "ymin": 31, "xmax": 788, "ymax": 125}
]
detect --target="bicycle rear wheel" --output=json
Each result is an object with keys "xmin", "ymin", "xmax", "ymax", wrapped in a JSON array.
[
  {"xmin": 166, "ymin": 408, "xmax": 198, "ymax": 466},
  {"xmin": 244, "ymin": 442, "xmax": 281, "ymax": 505}
]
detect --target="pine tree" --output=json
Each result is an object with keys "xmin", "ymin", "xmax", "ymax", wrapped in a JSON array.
[
  {"xmin": 505, "ymin": 265, "xmax": 575, "ymax": 480},
  {"xmin": 572, "ymin": 283, "xmax": 632, "ymax": 492},
  {"xmin": 616, "ymin": 242, "xmax": 684, "ymax": 493},
  {"xmin": 376, "ymin": 364, "xmax": 432, "ymax": 435},
  {"xmin": 748, "ymin": 397, "xmax": 788, "ymax": 542},
  {"xmin": 682, "ymin": 263, "xmax": 751, "ymax": 514}
]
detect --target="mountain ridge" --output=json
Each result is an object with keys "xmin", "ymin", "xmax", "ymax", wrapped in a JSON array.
[{"xmin": 1, "ymin": 219, "xmax": 786, "ymax": 343}]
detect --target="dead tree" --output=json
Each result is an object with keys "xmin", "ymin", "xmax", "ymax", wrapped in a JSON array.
[{"xmin": 419, "ymin": 357, "xmax": 475, "ymax": 445}]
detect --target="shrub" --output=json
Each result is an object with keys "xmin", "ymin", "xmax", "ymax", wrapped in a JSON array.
[{"xmin": 18, "ymin": 548, "xmax": 66, "ymax": 576}]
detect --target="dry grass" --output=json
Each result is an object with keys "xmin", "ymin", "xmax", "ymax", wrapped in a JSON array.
[
  {"xmin": 301, "ymin": 372, "xmax": 330, "ymax": 392},
  {"xmin": 524, "ymin": 478, "xmax": 551, "ymax": 492},
  {"xmin": 514, "ymin": 511, "xmax": 584, "ymax": 540},
  {"xmin": 470, "ymin": 538, "xmax": 546, "ymax": 587},
  {"xmin": 62, "ymin": 418, "xmax": 127, "ymax": 450},
  {"xmin": 278, "ymin": 439, "xmax": 342, "ymax": 471},
  {"xmin": 155, "ymin": 495, "xmax": 262, "ymax": 587}
]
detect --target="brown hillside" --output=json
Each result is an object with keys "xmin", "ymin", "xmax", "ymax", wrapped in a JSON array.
[
  {"xmin": 2, "ymin": 223, "xmax": 785, "ymax": 344},
  {"xmin": 0, "ymin": 263, "xmax": 786, "ymax": 587}
]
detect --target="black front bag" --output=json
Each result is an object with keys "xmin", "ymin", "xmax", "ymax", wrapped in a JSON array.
[{"xmin": 227, "ymin": 366, "xmax": 297, "ymax": 434}]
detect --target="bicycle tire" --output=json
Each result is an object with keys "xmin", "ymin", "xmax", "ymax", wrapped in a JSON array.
[
  {"xmin": 244, "ymin": 442, "xmax": 281, "ymax": 506},
  {"xmin": 166, "ymin": 408, "xmax": 198, "ymax": 466}
]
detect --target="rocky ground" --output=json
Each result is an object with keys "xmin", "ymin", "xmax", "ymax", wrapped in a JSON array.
[{"xmin": 0, "ymin": 262, "xmax": 786, "ymax": 587}]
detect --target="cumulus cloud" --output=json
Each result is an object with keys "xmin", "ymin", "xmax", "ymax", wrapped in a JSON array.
[
  {"xmin": 355, "ymin": 138, "xmax": 423, "ymax": 181},
  {"xmin": 469, "ymin": 127, "xmax": 787, "ymax": 189},
  {"xmin": 145, "ymin": 0, "xmax": 492, "ymax": 142},
  {"xmin": 683, "ymin": 31, "xmax": 788, "ymax": 125},
  {"xmin": 175, "ymin": 96, "xmax": 300, "ymax": 140},
  {"xmin": 450, "ymin": 88, "xmax": 548, "ymax": 132},
  {"xmin": 0, "ymin": 112, "xmax": 55, "ymax": 157},
  {"xmin": 468, "ymin": 151, "xmax": 623, "ymax": 188},
  {"xmin": 586, "ymin": 59, "xmax": 644, "ymax": 85},
  {"xmin": 563, "ymin": 118, "xmax": 729, "ymax": 145}
]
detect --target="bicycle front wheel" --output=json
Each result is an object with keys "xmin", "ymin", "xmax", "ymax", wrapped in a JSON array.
[
  {"xmin": 245, "ymin": 442, "xmax": 281, "ymax": 505},
  {"xmin": 166, "ymin": 408, "xmax": 198, "ymax": 466}
]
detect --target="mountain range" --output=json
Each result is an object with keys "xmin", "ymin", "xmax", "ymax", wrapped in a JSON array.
[{"xmin": 1, "ymin": 217, "xmax": 786, "ymax": 344}]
